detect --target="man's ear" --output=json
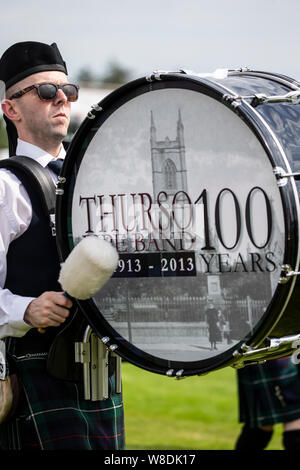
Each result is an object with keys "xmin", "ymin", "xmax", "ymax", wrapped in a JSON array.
[{"xmin": 1, "ymin": 99, "xmax": 21, "ymax": 123}]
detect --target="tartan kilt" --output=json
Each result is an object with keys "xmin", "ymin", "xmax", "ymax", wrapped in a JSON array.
[
  {"xmin": 237, "ymin": 357, "xmax": 300, "ymax": 428},
  {"xmin": 0, "ymin": 353, "xmax": 125, "ymax": 450}
]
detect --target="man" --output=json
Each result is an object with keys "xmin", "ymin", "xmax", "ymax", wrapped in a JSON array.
[{"xmin": 0, "ymin": 41, "xmax": 125, "ymax": 450}]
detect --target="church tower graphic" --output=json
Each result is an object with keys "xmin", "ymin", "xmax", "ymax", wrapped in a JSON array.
[
  {"xmin": 150, "ymin": 109, "xmax": 188, "ymax": 199},
  {"xmin": 150, "ymin": 109, "xmax": 189, "ymax": 245}
]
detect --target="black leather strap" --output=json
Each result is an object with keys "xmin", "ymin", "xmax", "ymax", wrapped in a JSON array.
[{"xmin": 0, "ymin": 155, "xmax": 56, "ymax": 217}]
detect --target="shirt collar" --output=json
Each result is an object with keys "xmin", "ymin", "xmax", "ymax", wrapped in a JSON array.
[{"xmin": 16, "ymin": 139, "xmax": 66, "ymax": 168}]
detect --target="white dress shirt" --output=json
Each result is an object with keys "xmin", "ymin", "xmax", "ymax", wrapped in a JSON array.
[{"xmin": 0, "ymin": 139, "xmax": 65, "ymax": 339}]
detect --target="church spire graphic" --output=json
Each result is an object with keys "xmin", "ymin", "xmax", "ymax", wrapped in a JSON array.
[
  {"xmin": 150, "ymin": 110, "xmax": 189, "ymax": 246},
  {"xmin": 150, "ymin": 109, "xmax": 188, "ymax": 201}
]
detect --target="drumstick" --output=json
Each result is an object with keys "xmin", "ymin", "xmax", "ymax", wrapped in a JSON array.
[{"xmin": 38, "ymin": 237, "xmax": 119, "ymax": 333}]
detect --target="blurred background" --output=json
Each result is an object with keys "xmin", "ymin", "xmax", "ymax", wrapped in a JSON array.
[{"xmin": 0, "ymin": 0, "xmax": 297, "ymax": 449}]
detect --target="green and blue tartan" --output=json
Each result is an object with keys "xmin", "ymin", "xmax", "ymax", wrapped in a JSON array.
[
  {"xmin": 237, "ymin": 357, "xmax": 300, "ymax": 428},
  {"xmin": 0, "ymin": 353, "xmax": 125, "ymax": 450}
]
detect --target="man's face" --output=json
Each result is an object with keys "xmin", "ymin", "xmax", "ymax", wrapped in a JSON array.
[{"xmin": 6, "ymin": 70, "xmax": 71, "ymax": 151}]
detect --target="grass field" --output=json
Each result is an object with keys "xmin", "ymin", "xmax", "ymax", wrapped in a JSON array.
[{"xmin": 122, "ymin": 362, "xmax": 284, "ymax": 450}]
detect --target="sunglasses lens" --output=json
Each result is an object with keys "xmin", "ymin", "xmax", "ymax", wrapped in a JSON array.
[
  {"xmin": 38, "ymin": 84, "xmax": 57, "ymax": 100},
  {"xmin": 61, "ymin": 84, "xmax": 79, "ymax": 102},
  {"xmin": 38, "ymin": 84, "xmax": 79, "ymax": 102}
]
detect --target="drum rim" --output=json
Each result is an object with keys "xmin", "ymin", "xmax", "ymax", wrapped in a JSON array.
[
  {"xmin": 56, "ymin": 71, "xmax": 300, "ymax": 376},
  {"xmin": 210, "ymin": 70, "xmax": 300, "ymax": 346}
]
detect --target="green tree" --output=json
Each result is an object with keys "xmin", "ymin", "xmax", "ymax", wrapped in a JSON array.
[{"xmin": 100, "ymin": 60, "xmax": 132, "ymax": 85}]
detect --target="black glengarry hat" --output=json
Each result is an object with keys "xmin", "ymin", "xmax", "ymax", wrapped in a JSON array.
[
  {"xmin": 0, "ymin": 41, "xmax": 68, "ymax": 90},
  {"xmin": 0, "ymin": 41, "xmax": 68, "ymax": 156}
]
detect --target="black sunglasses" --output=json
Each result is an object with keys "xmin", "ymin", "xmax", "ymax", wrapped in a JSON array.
[{"xmin": 8, "ymin": 83, "xmax": 79, "ymax": 102}]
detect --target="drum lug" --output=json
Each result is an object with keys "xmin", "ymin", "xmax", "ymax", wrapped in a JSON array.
[
  {"xmin": 146, "ymin": 70, "xmax": 168, "ymax": 81},
  {"xmin": 146, "ymin": 70, "xmax": 185, "ymax": 82},
  {"xmin": 175, "ymin": 369, "xmax": 185, "ymax": 380},
  {"xmin": 279, "ymin": 264, "xmax": 300, "ymax": 284},
  {"xmin": 101, "ymin": 336, "xmax": 110, "ymax": 344},
  {"xmin": 273, "ymin": 166, "xmax": 300, "ymax": 186},
  {"xmin": 222, "ymin": 94, "xmax": 242, "ymax": 110},
  {"xmin": 91, "ymin": 104, "xmax": 103, "ymax": 112},
  {"xmin": 87, "ymin": 104, "xmax": 103, "ymax": 119},
  {"xmin": 165, "ymin": 368, "xmax": 186, "ymax": 379}
]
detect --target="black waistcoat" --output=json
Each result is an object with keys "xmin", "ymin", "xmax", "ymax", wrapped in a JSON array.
[
  {"xmin": 4, "ymin": 168, "xmax": 60, "ymax": 297},
  {"xmin": 4, "ymin": 167, "xmax": 61, "ymax": 354}
]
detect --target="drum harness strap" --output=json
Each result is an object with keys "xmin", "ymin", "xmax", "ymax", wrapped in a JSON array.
[{"xmin": 0, "ymin": 156, "xmax": 121, "ymax": 401}]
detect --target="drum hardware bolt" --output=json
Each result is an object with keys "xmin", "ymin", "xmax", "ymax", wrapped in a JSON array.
[
  {"xmin": 101, "ymin": 336, "xmax": 110, "ymax": 344},
  {"xmin": 146, "ymin": 70, "xmax": 177, "ymax": 82},
  {"xmin": 222, "ymin": 94, "xmax": 235, "ymax": 103},
  {"xmin": 273, "ymin": 166, "xmax": 287, "ymax": 186},
  {"xmin": 166, "ymin": 369, "xmax": 174, "ymax": 376},
  {"xmin": 222, "ymin": 94, "xmax": 242, "ymax": 109},
  {"xmin": 55, "ymin": 188, "xmax": 64, "ymax": 196},
  {"xmin": 87, "ymin": 111, "xmax": 96, "ymax": 119},
  {"xmin": 145, "ymin": 72, "xmax": 162, "ymax": 82},
  {"xmin": 145, "ymin": 74, "xmax": 154, "ymax": 82},
  {"xmin": 232, "ymin": 349, "xmax": 242, "ymax": 358},
  {"xmin": 273, "ymin": 166, "xmax": 300, "ymax": 186},
  {"xmin": 278, "ymin": 264, "xmax": 300, "ymax": 283},
  {"xmin": 152, "ymin": 72, "xmax": 162, "ymax": 81},
  {"xmin": 279, "ymin": 277, "xmax": 290, "ymax": 284},
  {"xmin": 91, "ymin": 104, "xmax": 102, "ymax": 112},
  {"xmin": 282, "ymin": 271, "xmax": 300, "ymax": 282},
  {"xmin": 57, "ymin": 176, "xmax": 66, "ymax": 184},
  {"xmin": 238, "ymin": 67, "xmax": 251, "ymax": 72},
  {"xmin": 109, "ymin": 344, "xmax": 118, "ymax": 351},
  {"xmin": 251, "ymin": 93, "xmax": 268, "ymax": 107},
  {"xmin": 231, "ymin": 101, "xmax": 241, "ymax": 109},
  {"xmin": 239, "ymin": 343, "xmax": 251, "ymax": 353},
  {"xmin": 175, "ymin": 369, "xmax": 186, "ymax": 380}
]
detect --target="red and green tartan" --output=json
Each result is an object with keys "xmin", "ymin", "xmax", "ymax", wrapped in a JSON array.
[
  {"xmin": 0, "ymin": 353, "xmax": 125, "ymax": 450},
  {"xmin": 237, "ymin": 357, "xmax": 300, "ymax": 428}
]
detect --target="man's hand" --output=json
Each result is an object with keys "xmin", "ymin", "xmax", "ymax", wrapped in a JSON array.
[{"xmin": 24, "ymin": 291, "xmax": 73, "ymax": 329}]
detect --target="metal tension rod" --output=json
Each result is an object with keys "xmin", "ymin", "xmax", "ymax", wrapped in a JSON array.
[{"xmin": 251, "ymin": 90, "xmax": 300, "ymax": 107}]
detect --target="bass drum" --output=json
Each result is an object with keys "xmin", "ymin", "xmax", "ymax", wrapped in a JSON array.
[{"xmin": 56, "ymin": 69, "xmax": 300, "ymax": 377}]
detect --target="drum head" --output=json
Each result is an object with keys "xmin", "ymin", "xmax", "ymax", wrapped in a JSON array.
[{"xmin": 56, "ymin": 75, "xmax": 288, "ymax": 376}]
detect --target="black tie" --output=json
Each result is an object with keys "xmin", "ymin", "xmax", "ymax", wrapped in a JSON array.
[{"xmin": 47, "ymin": 159, "xmax": 63, "ymax": 175}]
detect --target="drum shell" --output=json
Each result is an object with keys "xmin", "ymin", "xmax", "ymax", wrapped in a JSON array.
[{"xmin": 56, "ymin": 70, "xmax": 300, "ymax": 375}]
